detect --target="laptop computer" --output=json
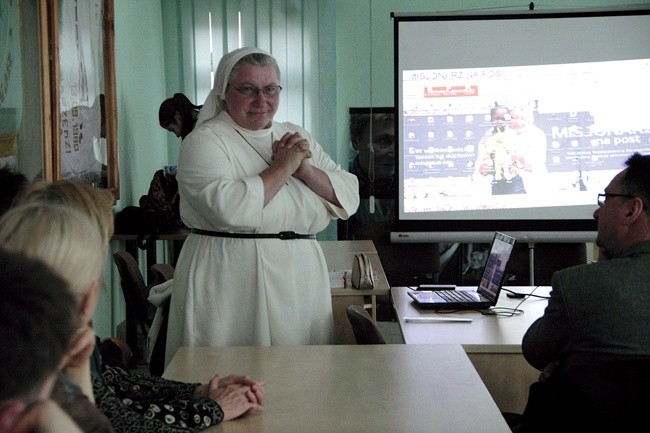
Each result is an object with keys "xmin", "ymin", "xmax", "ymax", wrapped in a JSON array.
[{"xmin": 408, "ymin": 232, "xmax": 516, "ymax": 309}]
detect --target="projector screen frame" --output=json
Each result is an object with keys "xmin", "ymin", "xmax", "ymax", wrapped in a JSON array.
[{"xmin": 391, "ymin": 6, "xmax": 650, "ymax": 241}]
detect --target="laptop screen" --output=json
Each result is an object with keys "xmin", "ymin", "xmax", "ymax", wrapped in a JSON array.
[{"xmin": 477, "ymin": 232, "xmax": 516, "ymax": 300}]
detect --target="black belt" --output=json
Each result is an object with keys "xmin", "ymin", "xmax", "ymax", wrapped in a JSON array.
[{"xmin": 191, "ymin": 228, "xmax": 316, "ymax": 240}]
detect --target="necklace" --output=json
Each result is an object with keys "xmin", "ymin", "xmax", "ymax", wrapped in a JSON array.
[{"xmin": 234, "ymin": 129, "xmax": 274, "ymax": 166}]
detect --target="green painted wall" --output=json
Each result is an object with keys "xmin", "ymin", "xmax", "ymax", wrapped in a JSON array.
[
  {"xmin": 95, "ymin": 0, "xmax": 169, "ymax": 338},
  {"xmin": 114, "ymin": 0, "xmax": 167, "ymax": 208}
]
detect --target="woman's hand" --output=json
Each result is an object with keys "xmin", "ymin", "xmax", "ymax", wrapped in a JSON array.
[
  {"xmin": 194, "ymin": 374, "xmax": 265, "ymax": 403},
  {"xmin": 272, "ymin": 132, "xmax": 312, "ymax": 175},
  {"xmin": 59, "ymin": 323, "xmax": 96, "ymax": 372},
  {"xmin": 269, "ymin": 132, "xmax": 341, "ymax": 205},
  {"xmin": 194, "ymin": 374, "xmax": 266, "ymax": 420},
  {"xmin": 9, "ymin": 400, "xmax": 83, "ymax": 433},
  {"xmin": 273, "ymin": 132, "xmax": 312, "ymax": 155},
  {"xmin": 58, "ymin": 322, "xmax": 96, "ymax": 402}
]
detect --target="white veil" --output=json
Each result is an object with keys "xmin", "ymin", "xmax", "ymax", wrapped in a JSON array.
[{"xmin": 195, "ymin": 47, "xmax": 273, "ymax": 128}]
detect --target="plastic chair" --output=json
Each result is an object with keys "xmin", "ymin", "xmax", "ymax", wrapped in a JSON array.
[
  {"xmin": 346, "ymin": 305, "xmax": 386, "ymax": 345},
  {"xmin": 112, "ymin": 251, "xmax": 152, "ymax": 366}
]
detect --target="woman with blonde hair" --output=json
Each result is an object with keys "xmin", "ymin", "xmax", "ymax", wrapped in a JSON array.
[
  {"xmin": 6, "ymin": 180, "xmax": 264, "ymax": 432},
  {"xmin": 16, "ymin": 179, "xmax": 115, "ymax": 246},
  {"xmin": 0, "ymin": 203, "xmax": 111, "ymax": 432}
]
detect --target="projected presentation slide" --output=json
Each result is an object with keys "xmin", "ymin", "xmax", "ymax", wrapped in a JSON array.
[{"xmin": 400, "ymin": 59, "xmax": 650, "ymax": 215}]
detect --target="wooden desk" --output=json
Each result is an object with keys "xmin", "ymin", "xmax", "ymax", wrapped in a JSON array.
[
  {"xmin": 391, "ymin": 285, "xmax": 551, "ymax": 414},
  {"xmin": 164, "ymin": 345, "xmax": 511, "ymax": 433},
  {"xmin": 319, "ymin": 240, "xmax": 389, "ymax": 344}
]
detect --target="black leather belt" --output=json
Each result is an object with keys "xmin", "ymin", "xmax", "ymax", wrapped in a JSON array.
[{"xmin": 191, "ymin": 228, "xmax": 316, "ymax": 240}]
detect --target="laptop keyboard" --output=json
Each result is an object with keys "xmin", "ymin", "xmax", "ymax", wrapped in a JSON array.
[{"xmin": 437, "ymin": 290, "xmax": 477, "ymax": 303}]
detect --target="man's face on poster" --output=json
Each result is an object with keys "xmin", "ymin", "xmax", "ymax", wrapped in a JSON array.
[{"xmin": 356, "ymin": 118, "xmax": 396, "ymax": 181}]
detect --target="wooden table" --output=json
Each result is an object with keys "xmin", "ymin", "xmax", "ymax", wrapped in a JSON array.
[
  {"xmin": 319, "ymin": 240, "xmax": 389, "ymax": 343},
  {"xmin": 391, "ymin": 285, "xmax": 551, "ymax": 413},
  {"xmin": 164, "ymin": 345, "xmax": 511, "ymax": 433}
]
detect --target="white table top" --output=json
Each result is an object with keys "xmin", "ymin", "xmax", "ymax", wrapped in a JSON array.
[
  {"xmin": 164, "ymin": 345, "xmax": 511, "ymax": 433},
  {"xmin": 391, "ymin": 286, "xmax": 551, "ymax": 353}
]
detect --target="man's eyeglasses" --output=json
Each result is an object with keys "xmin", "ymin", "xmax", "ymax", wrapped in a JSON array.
[
  {"xmin": 229, "ymin": 84, "xmax": 282, "ymax": 98},
  {"xmin": 597, "ymin": 193, "xmax": 648, "ymax": 210}
]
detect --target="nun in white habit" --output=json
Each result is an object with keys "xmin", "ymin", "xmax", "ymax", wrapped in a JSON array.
[{"xmin": 165, "ymin": 47, "xmax": 359, "ymax": 365}]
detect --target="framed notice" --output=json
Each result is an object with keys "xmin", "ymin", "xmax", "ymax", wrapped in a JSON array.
[{"xmin": 41, "ymin": 0, "xmax": 119, "ymax": 200}]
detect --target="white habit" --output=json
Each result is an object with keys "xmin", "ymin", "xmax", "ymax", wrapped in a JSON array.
[{"xmin": 165, "ymin": 112, "xmax": 359, "ymax": 365}]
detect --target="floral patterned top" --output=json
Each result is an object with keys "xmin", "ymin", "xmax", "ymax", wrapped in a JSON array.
[{"xmin": 93, "ymin": 365, "xmax": 224, "ymax": 433}]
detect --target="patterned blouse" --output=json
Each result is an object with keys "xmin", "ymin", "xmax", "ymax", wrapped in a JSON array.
[{"xmin": 93, "ymin": 365, "xmax": 224, "ymax": 433}]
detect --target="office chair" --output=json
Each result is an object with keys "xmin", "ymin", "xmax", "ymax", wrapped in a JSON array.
[
  {"xmin": 147, "ymin": 263, "xmax": 175, "ymax": 376},
  {"xmin": 150, "ymin": 263, "xmax": 175, "ymax": 286},
  {"xmin": 346, "ymin": 305, "xmax": 386, "ymax": 345},
  {"xmin": 112, "ymin": 251, "xmax": 153, "ymax": 367}
]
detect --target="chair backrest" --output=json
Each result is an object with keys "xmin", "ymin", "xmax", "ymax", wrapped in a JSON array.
[
  {"xmin": 346, "ymin": 305, "xmax": 386, "ymax": 345},
  {"xmin": 112, "ymin": 251, "xmax": 151, "ymax": 363},
  {"xmin": 147, "ymin": 262, "xmax": 175, "ymax": 376},
  {"xmin": 149, "ymin": 262, "xmax": 175, "ymax": 286}
]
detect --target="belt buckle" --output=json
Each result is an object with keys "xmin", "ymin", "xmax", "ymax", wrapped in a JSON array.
[{"xmin": 279, "ymin": 231, "xmax": 297, "ymax": 240}]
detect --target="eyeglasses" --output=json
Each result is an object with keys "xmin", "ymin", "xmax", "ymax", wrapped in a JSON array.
[
  {"xmin": 597, "ymin": 193, "xmax": 648, "ymax": 210},
  {"xmin": 228, "ymin": 84, "xmax": 282, "ymax": 98}
]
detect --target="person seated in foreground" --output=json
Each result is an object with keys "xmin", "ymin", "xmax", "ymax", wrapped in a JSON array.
[
  {"xmin": 0, "ymin": 249, "xmax": 82, "ymax": 433},
  {"xmin": 7, "ymin": 180, "xmax": 265, "ymax": 432},
  {"xmin": 515, "ymin": 152, "xmax": 650, "ymax": 432}
]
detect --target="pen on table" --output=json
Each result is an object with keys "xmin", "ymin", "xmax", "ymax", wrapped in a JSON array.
[{"xmin": 404, "ymin": 316, "xmax": 473, "ymax": 323}]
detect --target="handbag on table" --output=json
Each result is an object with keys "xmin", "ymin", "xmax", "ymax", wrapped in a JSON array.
[{"xmin": 352, "ymin": 253, "xmax": 375, "ymax": 290}]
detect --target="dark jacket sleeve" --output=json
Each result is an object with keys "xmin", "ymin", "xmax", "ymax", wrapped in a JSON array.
[{"xmin": 522, "ymin": 272, "xmax": 572, "ymax": 371}]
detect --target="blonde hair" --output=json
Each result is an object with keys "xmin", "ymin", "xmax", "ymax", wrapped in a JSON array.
[
  {"xmin": 17, "ymin": 180, "xmax": 114, "ymax": 246},
  {"xmin": 0, "ymin": 204, "xmax": 105, "ymax": 299}
]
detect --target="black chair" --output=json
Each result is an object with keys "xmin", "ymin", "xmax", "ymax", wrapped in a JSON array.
[
  {"xmin": 346, "ymin": 305, "xmax": 386, "ymax": 345},
  {"xmin": 112, "ymin": 251, "xmax": 153, "ymax": 366},
  {"xmin": 516, "ymin": 358, "xmax": 650, "ymax": 433},
  {"xmin": 147, "ymin": 263, "xmax": 175, "ymax": 376}
]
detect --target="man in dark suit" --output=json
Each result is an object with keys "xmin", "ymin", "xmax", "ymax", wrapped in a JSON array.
[
  {"xmin": 523, "ymin": 152, "xmax": 650, "ymax": 368},
  {"xmin": 516, "ymin": 152, "xmax": 650, "ymax": 433}
]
